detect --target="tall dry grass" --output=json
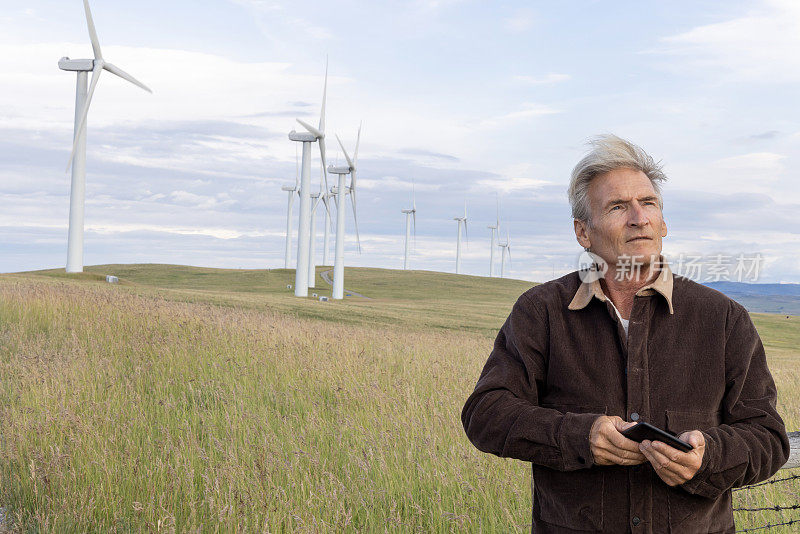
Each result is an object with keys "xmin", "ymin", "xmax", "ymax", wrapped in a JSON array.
[
  {"xmin": 0, "ymin": 278, "xmax": 530, "ymax": 532},
  {"xmin": 0, "ymin": 276, "xmax": 797, "ymax": 532}
]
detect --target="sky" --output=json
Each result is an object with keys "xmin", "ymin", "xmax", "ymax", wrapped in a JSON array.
[{"xmin": 1, "ymin": 0, "xmax": 799, "ymax": 283}]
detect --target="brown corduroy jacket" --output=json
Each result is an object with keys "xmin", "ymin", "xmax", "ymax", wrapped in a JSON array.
[{"xmin": 462, "ymin": 265, "xmax": 789, "ymax": 533}]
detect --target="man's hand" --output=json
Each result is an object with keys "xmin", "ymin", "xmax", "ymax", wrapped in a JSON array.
[
  {"xmin": 639, "ymin": 431, "xmax": 705, "ymax": 486},
  {"xmin": 589, "ymin": 416, "xmax": 647, "ymax": 466}
]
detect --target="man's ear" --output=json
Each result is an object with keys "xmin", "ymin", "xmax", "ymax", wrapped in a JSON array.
[
  {"xmin": 661, "ymin": 219, "xmax": 667, "ymax": 238},
  {"xmin": 574, "ymin": 219, "xmax": 591, "ymax": 249}
]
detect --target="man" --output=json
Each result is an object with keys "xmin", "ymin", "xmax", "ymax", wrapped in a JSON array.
[{"xmin": 461, "ymin": 135, "xmax": 789, "ymax": 533}]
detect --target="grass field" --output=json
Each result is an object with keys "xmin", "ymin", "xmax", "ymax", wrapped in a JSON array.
[{"xmin": 0, "ymin": 265, "xmax": 798, "ymax": 532}]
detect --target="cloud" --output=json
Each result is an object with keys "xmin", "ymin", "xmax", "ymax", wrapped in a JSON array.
[
  {"xmin": 167, "ymin": 191, "xmax": 237, "ymax": 210},
  {"xmin": 654, "ymin": 0, "xmax": 800, "ymax": 83},
  {"xmin": 412, "ymin": 0, "xmax": 467, "ymax": 12},
  {"xmin": 476, "ymin": 103, "xmax": 561, "ymax": 129},
  {"xmin": 227, "ymin": 0, "xmax": 334, "ymax": 40},
  {"xmin": 357, "ymin": 175, "xmax": 440, "ymax": 192},
  {"xmin": 749, "ymin": 130, "xmax": 782, "ymax": 140},
  {"xmin": 712, "ymin": 152, "xmax": 785, "ymax": 179},
  {"xmin": 475, "ymin": 162, "xmax": 552, "ymax": 194},
  {"xmin": 398, "ymin": 148, "xmax": 459, "ymax": 162},
  {"xmin": 513, "ymin": 73, "xmax": 571, "ymax": 85},
  {"xmin": 504, "ymin": 9, "xmax": 536, "ymax": 33}
]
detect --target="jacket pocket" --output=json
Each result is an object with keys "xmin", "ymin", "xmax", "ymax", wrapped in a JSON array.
[
  {"xmin": 663, "ymin": 410, "xmax": 732, "ymax": 533},
  {"xmin": 533, "ymin": 404, "xmax": 606, "ymax": 531}
]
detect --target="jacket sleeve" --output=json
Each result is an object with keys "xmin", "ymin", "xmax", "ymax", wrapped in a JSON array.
[
  {"xmin": 680, "ymin": 304, "xmax": 790, "ymax": 498},
  {"xmin": 461, "ymin": 294, "xmax": 601, "ymax": 471}
]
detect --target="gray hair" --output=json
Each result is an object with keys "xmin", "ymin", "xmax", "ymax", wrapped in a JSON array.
[{"xmin": 568, "ymin": 134, "xmax": 667, "ymax": 225}]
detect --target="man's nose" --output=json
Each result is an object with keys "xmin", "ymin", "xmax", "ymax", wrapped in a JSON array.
[{"xmin": 628, "ymin": 202, "xmax": 649, "ymax": 227}]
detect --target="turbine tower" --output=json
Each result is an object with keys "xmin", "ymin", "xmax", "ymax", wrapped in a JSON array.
[
  {"xmin": 281, "ymin": 146, "xmax": 300, "ymax": 269},
  {"xmin": 401, "ymin": 181, "xmax": 416, "ymax": 270},
  {"xmin": 498, "ymin": 228, "xmax": 512, "ymax": 278},
  {"xmin": 487, "ymin": 195, "xmax": 500, "ymax": 277},
  {"xmin": 328, "ymin": 125, "xmax": 362, "ymax": 300},
  {"xmin": 288, "ymin": 60, "xmax": 329, "ymax": 297},
  {"xmin": 454, "ymin": 200, "xmax": 468, "ymax": 274},
  {"xmin": 307, "ymin": 191, "xmax": 322, "ymax": 287},
  {"xmin": 60, "ymin": 0, "xmax": 152, "ymax": 273},
  {"xmin": 322, "ymin": 187, "xmax": 333, "ymax": 266}
]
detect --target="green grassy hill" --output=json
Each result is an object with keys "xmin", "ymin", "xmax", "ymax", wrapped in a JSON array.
[
  {"xmin": 0, "ymin": 264, "xmax": 797, "ymax": 532},
  {"xmin": 24, "ymin": 264, "xmax": 536, "ymax": 336}
]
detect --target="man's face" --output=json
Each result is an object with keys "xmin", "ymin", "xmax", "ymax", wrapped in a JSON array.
[{"xmin": 574, "ymin": 167, "xmax": 668, "ymax": 271}]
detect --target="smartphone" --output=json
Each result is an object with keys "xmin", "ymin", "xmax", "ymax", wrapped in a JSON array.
[{"xmin": 621, "ymin": 421, "xmax": 693, "ymax": 453}]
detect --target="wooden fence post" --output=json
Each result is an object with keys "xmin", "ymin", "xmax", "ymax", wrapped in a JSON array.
[{"xmin": 782, "ymin": 431, "xmax": 800, "ymax": 470}]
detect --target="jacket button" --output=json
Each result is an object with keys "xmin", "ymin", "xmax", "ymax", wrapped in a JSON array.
[
  {"xmin": 632, "ymin": 516, "xmax": 641, "ymax": 526},
  {"xmin": 631, "ymin": 412, "xmax": 640, "ymax": 421}
]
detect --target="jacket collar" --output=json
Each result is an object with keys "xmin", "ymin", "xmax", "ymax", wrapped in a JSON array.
[{"xmin": 568, "ymin": 257, "xmax": 674, "ymax": 315}]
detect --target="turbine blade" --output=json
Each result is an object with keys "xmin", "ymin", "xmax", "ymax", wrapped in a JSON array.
[
  {"xmin": 350, "ymin": 190, "xmax": 362, "ymax": 253},
  {"xmin": 83, "ymin": 0, "xmax": 103, "ymax": 60},
  {"xmin": 319, "ymin": 136, "xmax": 329, "ymax": 201},
  {"xmin": 336, "ymin": 134, "xmax": 353, "ymax": 169},
  {"xmin": 66, "ymin": 64, "xmax": 103, "ymax": 170},
  {"xmin": 350, "ymin": 169, "xmax": 357, "ymax": 192},
  {"xmin": 103, "ymin": 62, "xmax": 152, "ymax": 93},
  {"xmin": 321, "ymin": 193, "xmax": 332, "ymax": 225},
  {"xmin": 465, "ymin": 219, "xmax": 469, "ymax": 245},
  {"xmin": 353, "ymin": 122, "xmax": 361, "ymax": 168},
  {"xmin": 295, "ymin": 143, "xmax": 299, "ymax": 189},
  {"xmin": 319, "ymin": 57, "xmax": 328, "ymax": 133},
  {"xmin": 296, "ymin": 118, "xmax": 322, "ymax": 138},
  {"xmin": 412, "ymin": 210, "xmax": 416, "ymax": 249}
]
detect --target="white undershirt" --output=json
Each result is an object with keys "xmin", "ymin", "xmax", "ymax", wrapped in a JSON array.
[{"xmin": 607, "ymin": 300, "xmax": 630, "ymax": 336}]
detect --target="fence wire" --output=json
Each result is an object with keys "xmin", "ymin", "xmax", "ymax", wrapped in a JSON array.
[
  {"xmin": 734, "ymin": 469, "xmax": 800, "ymax": 533},
  {"xmin": 733, "ymin": 473, "xmax": 800, "ymax": 492},
  {"xmin": 735, "ymin": 518, "xmax": 800, "ymax": 533}
]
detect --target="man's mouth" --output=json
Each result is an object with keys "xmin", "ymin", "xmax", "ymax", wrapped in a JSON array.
[{"xmin": 627, "ymin": 236, "xmax": 652, "ymax": 242}]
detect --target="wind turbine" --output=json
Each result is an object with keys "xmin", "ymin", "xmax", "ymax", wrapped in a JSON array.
[
  {"xmin": 288, "ymin": 59, "xmax": 329, "ymax": 297},
  {"xmin": 59, "ymin": 0, "xmax": 152, "ymax": 273},
  {"xmin": 487, "ymin": 194, "xmax": 500, "ymax": 277},
  {"xmin": 454, "ymin": 200, "xmax": 468, "ymax": 274},
  {"xmin": 401, "ymin": 181, "xmax": 417, "ymax": 270},
  {"xmin": 281, "ymin": 146, "xmax": 300, "ymax": 269},
  {"xmin": 328, "ymin": 125, "xmax": 362, "ymax": 300},
  {"xmin": 498, "ymin": 228, "xmax": 512, "ymax": 278}
]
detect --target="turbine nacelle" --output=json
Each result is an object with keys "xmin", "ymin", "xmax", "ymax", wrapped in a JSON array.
[
  {"xmin": 288, "ymin": 130, "xmax": 318, "ymax": 143},
  {"xmin": 327, "ymin": 165, "xmax": 352, "ymax": 175},
  {"xmin": 58, "ymin": 57, "xmax": 94, "ymax": 71}
]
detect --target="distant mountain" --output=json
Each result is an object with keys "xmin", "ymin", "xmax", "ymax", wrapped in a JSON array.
[
  {"xmin": 703, "ymin": 281, "xmax": 800, "ymax": 315},
  {"xmin": 704, "ymin": 281, "xmax": 800, "ymax": 297}
]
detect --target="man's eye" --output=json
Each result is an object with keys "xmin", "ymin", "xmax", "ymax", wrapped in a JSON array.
[{"xmin": 610, "ymin": 205, "xmax": 621, "ymax": 211}]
